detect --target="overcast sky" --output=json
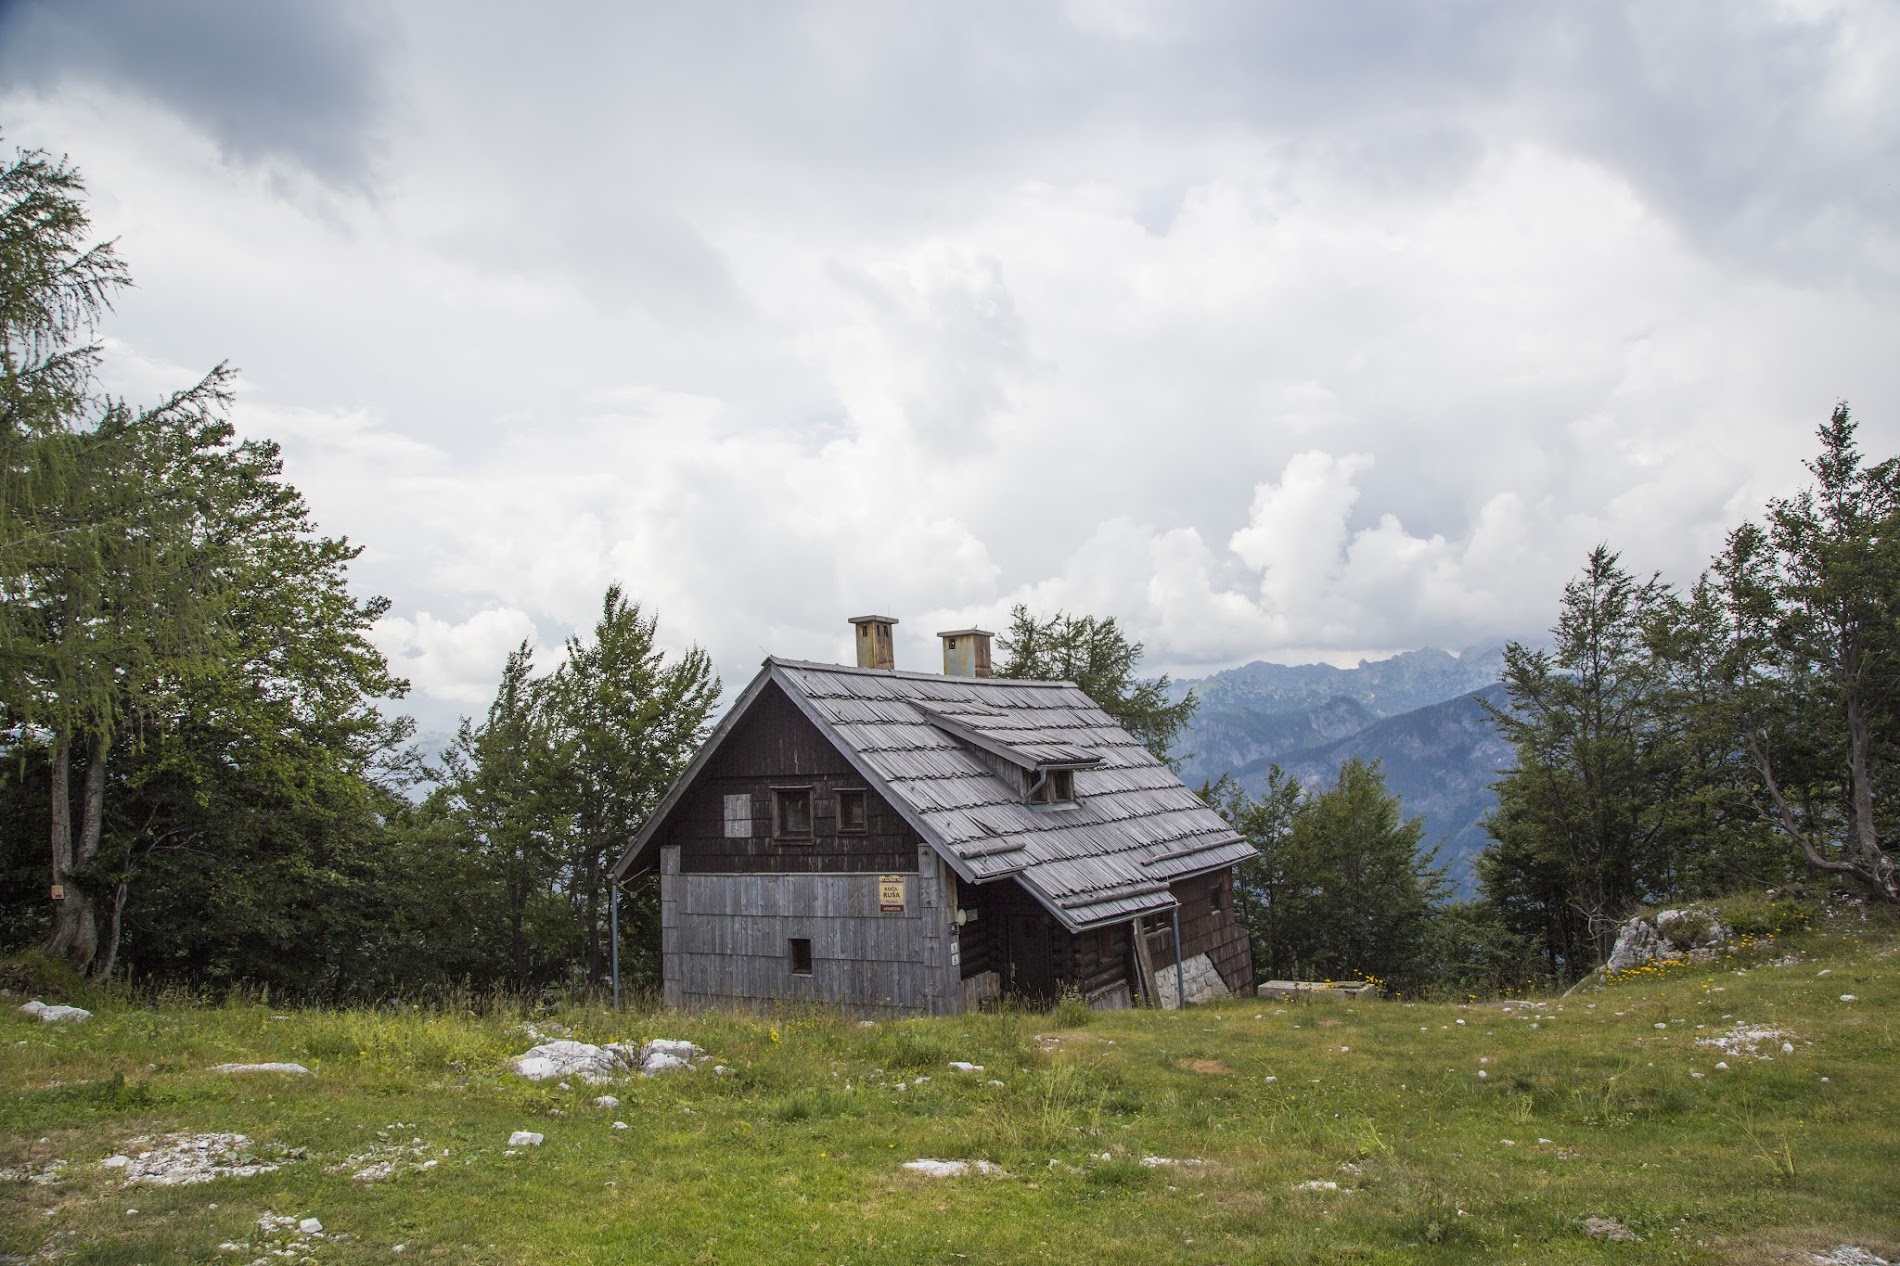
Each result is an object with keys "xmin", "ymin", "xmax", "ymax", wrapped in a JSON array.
[{"xmin": 3, "ymin": 0, "xmax": 1897, "ymax": 729}]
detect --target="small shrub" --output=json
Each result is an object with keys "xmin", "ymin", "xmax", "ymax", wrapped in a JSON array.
[
  {"xmin": 0, "ymin": 951, "xmax": 105, "ymax": 1007},
  {"xmin": 1659, "ymin": 909, "xmax": 1715, "ymax": 951},
  {"xmin": 1724, "ymin": 896, "xmax": 1814, "ymax": 937},
  {"xmin": 871, "ymin": 1021, "xmax": 958, "ymax": 1072},
  {"xmin": 41, "ymin": 1073, "xmax": 170, "ymax": 1113},
  {"xmin": 1051, "ymin": 988, "xmax": 1092, "ymax": 1029},
  {"xmin": 1084, "ymin": 1157, "xmax": 1155, "ymax": 1190}
]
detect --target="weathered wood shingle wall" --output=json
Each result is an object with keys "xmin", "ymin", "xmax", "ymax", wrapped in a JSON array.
[{"xmin": 661, "ymin": 847, "xmax": 961, "ymax": 1016}]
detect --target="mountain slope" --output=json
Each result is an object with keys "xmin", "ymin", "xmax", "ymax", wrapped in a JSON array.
[
  {"xmin": 1177, "ymin": 645, "xmax": 1505, "ymax": 719},
  {"xmin": 1229, "ymin": 684, "xmax": 1513, "ymax": 895},
  {"xmin": 1171, "ymin": 646, "xmax": 1513, "ymax": 896}
]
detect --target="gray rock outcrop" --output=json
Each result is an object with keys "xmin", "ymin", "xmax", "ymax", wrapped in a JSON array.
[{"xmin": 1605, "ymin": 919, "xmax": 1661, "ymax": 972}]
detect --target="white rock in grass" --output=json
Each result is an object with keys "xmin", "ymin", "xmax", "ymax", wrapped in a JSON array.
[
  {"xmin": 611, "ymin": 1121, "xmax": 628, "ymax": 1131},
  {"xmin": 100, "ymin": 1155, "xmax": 131, "ymax": 1170},
  {"xmin": 947, "ymin": 1061, "xmax": 984, "ymax": 1073},
  {"xmin": 298, "ymin": 1218, "xmax": 323, "ymax": 1235},
  {"xmin": 593, "ymin": 1095, "xmax": 620, "ymax": 1109},
  {"xmin": 1139, "ymin": 1157, "xmax": 1204, "ymax": 1168},
  {"xmin": 902, "ymin": 1158, "xmax": 1003, "ymax": 1178},
  {"xmin": 108, "ymin": 1133, "xmax": 284, "ymax": 1186},
  {"xmin": 1295, "ymin": 1180, "xmax": 1339, "ymax": 1191},
  {"xmin": 20, "ymin": 1000, "xmax": 90, "ymax": 1023},
  {"xmin": 212, "ymin": 1063, "xmax": 312, "ymax": 1076},
  {"xmin": 507, "ymin": 1131, "xmax": 543, "ymax": 1148},
  {"xmin": 1807, "ymin": 1247, "xmax": 1891, "ymax": 1266},
  {"xmin": 1839, "ymin": 994, "xmax": 1858, "ymax": 1002},
  {"xmin": 644, "ymin": 1039, "xmax": 700, "ymax": 1059},
  {"xmin": 641, "ymin": 1051, "xmax": 692, "ymax": 1076},
  {"xmin": 513, "ymin": 1040, "xmax": 625, "ymax": 1084},
  {"xmin": 639, "ymin": 1039, "xmax": 702, "ymax": 1076}
]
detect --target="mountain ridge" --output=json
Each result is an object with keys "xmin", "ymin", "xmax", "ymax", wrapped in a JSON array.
[{"xmin": 1172, "ymin": 647, "xmax": 1512, "ymax": 894}]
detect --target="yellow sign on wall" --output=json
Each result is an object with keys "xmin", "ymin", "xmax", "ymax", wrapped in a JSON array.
[{"xmin": 878, "ymin": 875, "xmax": 906, "ymax": 913}]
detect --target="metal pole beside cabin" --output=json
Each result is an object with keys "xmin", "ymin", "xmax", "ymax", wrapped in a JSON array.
[
  {"xmin": 1171, "ymin": 906, "xmax": 1185, "ymax": 1010},
  {"xmin": 610, "ymin": 883, "xmax": 620, "ymax": 1012}
]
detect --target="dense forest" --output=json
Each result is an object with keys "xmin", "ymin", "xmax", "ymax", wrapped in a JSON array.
[{"xmin": 4, "ymin": 135, "xmax": 1894, "ymax": 1004}]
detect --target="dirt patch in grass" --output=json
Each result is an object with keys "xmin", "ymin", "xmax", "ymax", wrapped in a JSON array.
[{"xmin": 1176, "ymin": 1058, "xmax": 1231, "ymax": 1075}]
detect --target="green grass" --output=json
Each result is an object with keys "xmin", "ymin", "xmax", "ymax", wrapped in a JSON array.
[{"xmin": 4, "ymin": 904, "xmax": 1897, "ymax": 1264}]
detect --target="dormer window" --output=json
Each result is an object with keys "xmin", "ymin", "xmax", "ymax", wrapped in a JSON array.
[{"xmin": 1028, "ymin": 767, "xmax": 1076, "ymax": 806}]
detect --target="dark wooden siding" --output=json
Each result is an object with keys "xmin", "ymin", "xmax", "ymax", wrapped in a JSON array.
[
  {"xmin": 1173, "ymin": 868, "xmax": 1253, "ymax": 995},
  {"xmin": 658, "ymin": 682, "xmax": 923, "ymax": 874},
  {"xmin": 951, "ymin": 876, "xmax": 1130, "ymax": 1005}
]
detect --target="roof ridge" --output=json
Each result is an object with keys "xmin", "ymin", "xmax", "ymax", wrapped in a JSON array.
[{"xmin": 766, "ymin": 656, "xmax": 1080, "ymax": 689}]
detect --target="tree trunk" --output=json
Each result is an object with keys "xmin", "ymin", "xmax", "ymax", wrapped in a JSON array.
[
  {"xmin": 43, "ymin": 731, "xmax": 79, "ymax": 959},
  {"xmin": 43, "ymin": 731, "xmax": 106, "ymax": 971},
  {"xmin": 59, "ymin": 733, "xmax": 109, "ymax": 973},
  {"xmin": 1843, "ymin": 674, "xmax": 1900, "ymax": 901},
  {"xmin": 94, "ymin": 879, "xmax": 129, "ymax": 981}
]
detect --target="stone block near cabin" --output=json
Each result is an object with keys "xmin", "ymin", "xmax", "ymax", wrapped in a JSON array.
[
  {"xmin": 1256, "ymin": 980, "xmax": 1372, "ymax": 1001},
  {"xmin": 1153, "ymin": 954, "xmax": 1231, "ymax": 1009}
]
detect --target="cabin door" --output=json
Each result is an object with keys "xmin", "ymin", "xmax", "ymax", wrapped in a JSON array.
[{"xmin": 1004, "ymin": 909, "xmax": 1058, "ymax": 1003}]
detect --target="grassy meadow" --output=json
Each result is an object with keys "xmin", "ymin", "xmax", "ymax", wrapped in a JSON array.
[{"xmin": 3, "ymin": 895, "xmax": 1896, "ymax": 1265}]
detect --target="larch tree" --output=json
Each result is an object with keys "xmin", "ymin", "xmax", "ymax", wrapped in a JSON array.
[
  {"xmin": 0, "ymin": 138, "xmax": 237, "ymax": 974},
  {"xmin": 1694, "ymin": 407, "xmax": 1900, "ymax": 902},
  {"xmin": 547, "ymin": 586, "xmax": 719, "ymax": 986},
  {"xmin": 995, "ymin": 604, "xmax": 1197, "ymax": 764},
  {"xmin": 1480, "ymin": 547, "xmax": 1687, "ymax": 977}
]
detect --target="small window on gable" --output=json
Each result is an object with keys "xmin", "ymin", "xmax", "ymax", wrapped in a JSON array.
[
  {"xmin": 1027, "ymin": 768, "xmax": 1076, "ymax": 806},
  {"xmin": 838, "ymin": 788, "xmax": 868, "ymax": 833},
  {"xmin": 789, "ymin": 937, "xmax": 813, "ymax": 975},
  {"xmin": 723, "ymin": 793, "xmax": 751, "ymax": 839},
  {"xmin": 1208, "ymin": 875, "xmax": 1226, "ymax": 913},
  {"xmin": 773, "ymin": 787, "xmax": 813, "ymax": 840}
]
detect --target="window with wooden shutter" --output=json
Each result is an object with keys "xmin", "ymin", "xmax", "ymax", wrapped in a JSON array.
[{"xmin": 723, "ymin": 793, "xmax": 751, "ymax": 839}]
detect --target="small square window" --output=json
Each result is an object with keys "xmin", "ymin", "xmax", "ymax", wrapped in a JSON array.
[
  {"xmin": 774, "ymin": 787, "xmax": 813, "ymax": 840},
  {"xmin": 723, "ymin": 793, "xmax": 751, "ymax": 839},
  {"xmin": 838, "ymin": 789, "xmax": 868, "ymax": 833},
  {"xmin": 1028, "ymin": 768, "xmax": 1076, "ymax": 805},
  {"xmin": 1208, "ymin": 876, "xmax": 1226, "ymax": 913},
  {"xmin": 789, "ymin": 937, "xmax": 813, "ymax": 975}
]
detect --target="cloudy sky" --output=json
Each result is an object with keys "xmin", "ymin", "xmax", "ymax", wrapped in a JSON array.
[{"xmin": 3, "ymin": 1, "xmax": 1896, "ymax": 729}]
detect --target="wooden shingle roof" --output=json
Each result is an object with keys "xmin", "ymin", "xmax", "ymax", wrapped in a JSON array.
[{"xmin": 616, "ymin": 657, "xmax": 1255, "ymax": 931}]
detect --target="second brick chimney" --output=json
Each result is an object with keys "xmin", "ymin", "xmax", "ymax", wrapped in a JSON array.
[{"xmin": 937, "ymin": 628, "xmax": 994, "ymax": 678}]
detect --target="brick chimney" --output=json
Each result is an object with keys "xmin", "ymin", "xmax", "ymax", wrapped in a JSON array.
[
  {"xmin": 937, "ymin": 628, "xmax": 994, "ymax": 678},
  {"xmin": 848, "ymin": 615, "xmax": 898, "ymax": 670}
]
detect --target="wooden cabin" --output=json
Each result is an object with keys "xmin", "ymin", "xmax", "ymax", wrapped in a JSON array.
[{"xmin": 610, "ymin": 617, "xmax": 1257, "ymax": 1015}]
